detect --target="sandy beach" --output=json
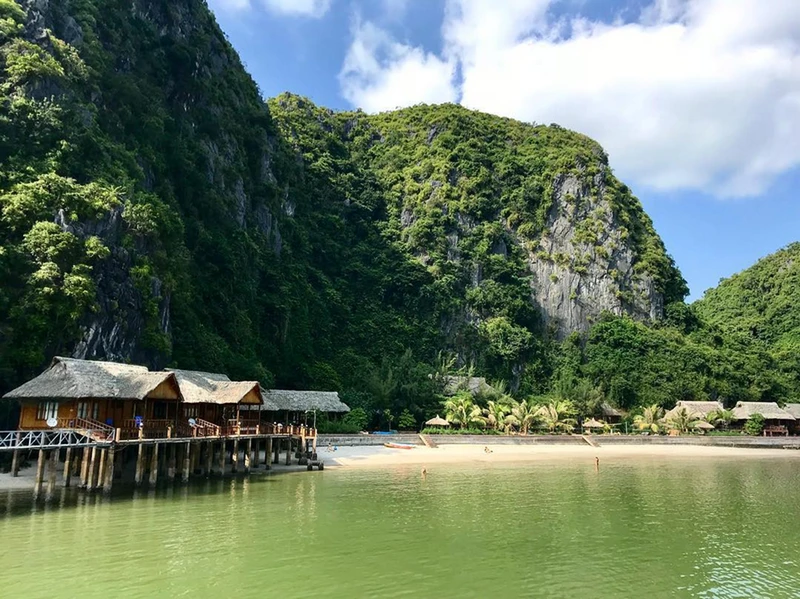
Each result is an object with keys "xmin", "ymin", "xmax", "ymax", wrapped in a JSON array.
[{"xmin": 324, "ymin": 443, "xmax": 800, "ymax": 469}]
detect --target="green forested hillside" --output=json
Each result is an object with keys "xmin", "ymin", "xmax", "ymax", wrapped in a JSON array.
[{"xmin": 0, "ymin": 0, "xmax": 797, "ymax": 429}]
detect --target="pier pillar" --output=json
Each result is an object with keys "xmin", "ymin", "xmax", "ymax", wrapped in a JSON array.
[
  {"xmin": 273, "ymin": 438, "xmax": 280, "ymax": 464},
  {"xmin": 103, "ymin": 448, "xmax": 115, "ymax": 493},
  {"xmin": 45, "ymin": 449, "xmax": 58, "ymax": 500},
  {"xmin": 80, "ymin": 447, "xmax": 91, "ymax": 488},
  {"xmin": 135, "ymin": 443, "xmax": 145, "ymax": 486},
  {"xmin": 11, "ymin": 448, "xmax": 20, "ymax": 477},
  {"xmin": 88, "ymin": 446, "xmax": 99, "ymax": 491},
  {"xmin": 96, "ymin": 449, "xmax": 108, "ymax": 493},
  {"xmin": 191, "ymin": 442, "xmax": 200, "ymax": 474},
  {"xmin": 149, "ymin": 443, "xmax": 159, "ymax": 486},
  {"xmin": 244, "ymin": 439, "xmax": 252, "ymax": 474},
  {"xmin": 231, "ymin": 439, "xmax": 239, "ymax": 473},
  {"xmin": 33, "ymin": 449, "xmax": 46, "ymax": 499},
  {"xmin": 285, "ymin": 438, "xmax": 291, "ymax": 466},
  {"xmin": 167, "ymin": 445, "xmax": 176, "ymax": 481},
  {"xmin": 218, "ymin": 441, "xmax": 226, "ymax": 475},
  {"xmin": 182, "ymin": 442, "xmax": 191, "ymax": 483},
  {"xmin": 265, "ymin": 437, "xmax": 272, "ymax": 470},
  {"xmin": 62, "ymin": 447, "xmax": 73, "ymax": 487},
  {"xmin": 204, "ymin": 441, "xmax": 213, "ymax": 476}
]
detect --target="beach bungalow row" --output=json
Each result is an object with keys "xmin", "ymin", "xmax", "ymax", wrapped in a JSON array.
[
  {"xmin": 665, "ymin": 400, "xmax": 797, "ymax": 435},
  {"xmin": 1, "ymin": 357, "xmax": 348, "ymax": 441}
]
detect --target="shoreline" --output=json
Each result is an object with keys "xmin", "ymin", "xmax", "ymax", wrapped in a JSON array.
[{"xmin": 324, "ymin": 443, "xmax": 800, "ymax": 469}]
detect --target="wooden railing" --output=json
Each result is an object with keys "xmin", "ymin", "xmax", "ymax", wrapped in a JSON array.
[
  {"xmin": 195, "ymin": 418, "xmax": 221, "ymax": 437},
  {"xmin": 73, "ymin": 417, "xmax": 115, "ymax": 443}
]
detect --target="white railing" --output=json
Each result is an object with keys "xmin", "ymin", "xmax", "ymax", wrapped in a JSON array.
[{"xmin": 0, "ymin": 429, "xmax": 109, "ymax": 451}]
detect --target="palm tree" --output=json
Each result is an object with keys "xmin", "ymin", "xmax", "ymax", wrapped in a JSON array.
[
  {"xmin": 633, "ymin": 404, "xmax": 664, "ymax": 434},
  {"xmin": 536, "ymin": 401, "xmax": 577, "ymax": 434},
  {"xmin": 443, "ymin": 392, "xmax": 484, "ymax": 429},
  {"xmin": 483, "ymin": 400, "xmax": 512, "ymax": 432},
  {"xmin": 666, "ymin": 407, "xmax": 701, "ymax": 433},
  {"xmin": 707, "ymin": 409, "xmax": 735, "ymax": 430},
  {"xmin": 508, "ymin": 399, "xmax": 540, "ymax": 435}
]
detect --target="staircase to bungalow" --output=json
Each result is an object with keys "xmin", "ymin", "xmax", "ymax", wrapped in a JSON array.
[{"xmin": 73, "ymin": 418, "xmax": 116, "ymax": 443}]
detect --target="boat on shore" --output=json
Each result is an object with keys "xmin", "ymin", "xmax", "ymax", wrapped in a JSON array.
[{"xmin": 383, "ymin": 442, "xmax": 416, "ymax": 450}]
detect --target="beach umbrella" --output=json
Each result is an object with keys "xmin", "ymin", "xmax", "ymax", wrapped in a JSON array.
[
  {"xmin": 582, "ymin": 418, "xmax": 605, "ymax": 429},
  {"xmin": 425, "ymin": 415, "xmax": 450, "ymax": 427}
]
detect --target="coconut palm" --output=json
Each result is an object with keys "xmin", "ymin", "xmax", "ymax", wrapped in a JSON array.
[
  {"xmin": 508, "ymin": 399, "xmax": 540, "ymax": 435},
  {"xmin": 707, "ymin": 409, "xmax": 735, "ymax": 430},
  {"xmin": 536, "ymin": 401, "xmax": 577, "ymax": 434},
  {"xmin": 666, "ymin": 407, "xmax": 701, "ymax": 433},
  {"xmin": 443, "ymin": 392, "xmax": 484, "ymax": 429},
  {"xmin": 483, "ymin": 400, "xmax": 512, "ymax": 432},
  {"xmin": 633, "ymin": 404, "xmax": 664, "ymax": 434}
]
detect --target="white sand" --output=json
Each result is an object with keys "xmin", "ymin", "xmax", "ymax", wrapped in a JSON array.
[{"xmin": 324, "ymin": 443, "xmax": 800, "ymax": 469}]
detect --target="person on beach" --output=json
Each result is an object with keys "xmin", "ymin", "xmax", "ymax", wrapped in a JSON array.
[{"xmin": 484, "ymin": 446, "xmax": 493, "ymax": 454}]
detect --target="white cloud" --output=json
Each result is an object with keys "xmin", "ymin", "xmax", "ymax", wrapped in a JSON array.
[
  {"xmin": 263, "ymin": 0, "xmax": 331, "ymax": 18},
  {"xmin": 210, "ymin": 0, "xmax": 331, "ymax": 17},
  {"xmin": 340, "ymin": 0, "xmax": 800, "ymax": 197},
  {"xmin": 339, "ymin": 20, "xmax": 458, "ymax": 113}
]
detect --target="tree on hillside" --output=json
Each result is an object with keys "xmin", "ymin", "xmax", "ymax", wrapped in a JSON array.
[
  {"xmin": 443, "ymin": 392, "xmax": 484, "ymax": 429},
  {"xmin": 633, "ymin": 404, "xmax": 664, "ymax": 434}
]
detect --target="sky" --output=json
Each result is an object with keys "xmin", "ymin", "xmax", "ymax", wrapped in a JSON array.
[{"xmin": 208, "ymin": 0, "xmax": 800, "ymax": 300}]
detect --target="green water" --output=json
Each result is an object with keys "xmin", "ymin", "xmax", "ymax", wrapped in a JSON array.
[{"xmin": 2, "ymin": 456, "xmax": 800, "ymax": 598}]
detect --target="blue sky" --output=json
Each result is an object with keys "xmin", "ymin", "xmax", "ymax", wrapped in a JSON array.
[{"xmin": 210, "ymin": 0, "xmax": 800, "ymax": 300}]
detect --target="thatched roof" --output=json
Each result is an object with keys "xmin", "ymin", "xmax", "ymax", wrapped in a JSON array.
[
  {"xmin": 665, "ymin": 401, "xmax": 723, "ymax": 420},
  {"xmin": 167, "ymin": 369, "xmax": 262, "ymax": 405},
  {"xmin": 2, "ymin": 357, "xmax": 180, "ymax": 402},
  {"xmin": 425, "ymin": 415, "xmax": 450, "ymax": 426},
  {"xmin": 601, "ymin": 403, "xmax": 623, "ymax": 418},
  {"xmin": 783, "ymin": 404, "xmax": 800, "ymax": 419},
  {"xmin": 732, "ymin": 402, "xmax": 796, "ymax": 421},
  {"xmin": 693, "ymin": 420, "xmax": 715, "ymax": 430},
  {"xmin": 443, "ymin": 376, "xmax": 494, "ymax": 396},
  {"xmin": 582, "ymin": 418, "xmax": 605, "ymax": 429},
  {"xmin": 246, "ymin": 389, "xmax": 350, "ymax": 413}
]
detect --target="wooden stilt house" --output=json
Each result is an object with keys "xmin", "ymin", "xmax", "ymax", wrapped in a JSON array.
[
  {"xmin": 1, "ymin": 357, "xmax": 183, "ymax": 438},
  {"xmin": 167, "ymin": 369, "xmax": 263, "ymax": 436},
  {"xmin": 244, "ymin": 389, "xmax": 350, "ymax": 427}
]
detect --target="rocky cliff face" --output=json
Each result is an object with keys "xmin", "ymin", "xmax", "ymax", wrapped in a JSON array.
[{"xmin": 528, "ymin": 172, "xmax": 663, "ymax": 336}]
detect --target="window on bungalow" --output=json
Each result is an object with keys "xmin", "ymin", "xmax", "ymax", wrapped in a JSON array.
[
  {"xmin": 37, "ymin": 401, "xmax": 59, "ymax": 421},
  {"xmin": 153, "ymin": 402, "xmax": 167, "ymax": 419},
  {"xmin": 77, "ymin": 401, "xmax": 89, "ymax": 419},
  {"xmin": 185, "ymin": 406, "xmax": 198, "ymax": 418}
]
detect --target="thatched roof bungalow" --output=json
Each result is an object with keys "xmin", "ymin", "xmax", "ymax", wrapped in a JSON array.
[
  {"xmin": 2, "ymin": 357, "xmax": 182, "ymax": 431},
  {"xmin": 443, "ymin": 376, "xmax": 494, "ymax": 397},
  {"xmin": 242, "ymin": 389, "xmax": 349, "ymax": 426},
  {"xmin": 664, "ymin": 401, "xmax": 723, "ymax": 421},
  {"xmin": 731, "ymin": 402, "xmax": 795, "ymax": 422},
  {"xmin": 600, "ymin": 402, "xmax": 624, "ymax": 423},
  {"xmin": 166, "ymin": 369, "xmax": 263, "ymax": 431}
]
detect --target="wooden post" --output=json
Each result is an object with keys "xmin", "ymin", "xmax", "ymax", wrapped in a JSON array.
[
  {"xmin": 285, "ymin": 438, "xmax": 291, "ymax": 465},
  {"xmin": 191, "ymin": 442, "xmax": 200, "ymax": 474},
  {"xmin": 167, "ymin": 445, "xmax": 176, "ymax": 481},
  {"xmin": 103, "ymin": 448, "xmax": 115, "ymax": 493},
  {"xmin": 62, "ymin": 447, "xmax": 73, "ymax": 487},
  {"xmin": 273, "ymin": 437, "xmax": 280, "ymax": 464},
  {"xmin": 88, "ymin": 446, "xmax": 98, "ymax": 490},
  {"xmin": 96, "ymin": 449, "xmax": 107, "ymax": 493},
  {"xmin": 244, "ymin": 439, "xmax": 252, "ymax": 474},
  {"xmin": 265, "ymin": 437, "xmax": 272, "ymax": 470},
  {"xmin": 252, "ymin": 440, "xmax": 259, "ymax": 468},
  {"xmin": 46, "ymin": 449, "xmax": 58, "ymax": 500},
  {"xmin": 11, "ymin": 449, "xmax": 20, "ymax": 477},
  {"xmin": 182, "ymin": 442, "xmax": 191, "ymax": 483},
  {"xmin": 218, "ymin": 441, "xmax": 226, "ymax": 476},
  {"xmin": 231, "ymin": 439, "xmax": 239, "ymax": 473},
  {"xmin": 149, "ymin": 443, "xmax": 159, "ymax": 486},
  {"xmin": 80, "ymin": 447, "xmax": 91, "ymax": 488},
  {"xmin": 33, "ymin": 449, "xmax": 46, "ymax": 499},
  {"xmin": 135, "ymin": 443, "xmax": 145, "ymax": 486}
]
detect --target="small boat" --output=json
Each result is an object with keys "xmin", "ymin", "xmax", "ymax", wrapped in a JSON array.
[{"xmin": 383, "ymin": 442, "xmax": 415, "ymax": 450}]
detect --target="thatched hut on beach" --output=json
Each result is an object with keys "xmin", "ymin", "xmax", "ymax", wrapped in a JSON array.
[
  {"xmin": 166, "ymin": 369, "xmax": 263, "ymax": 433},
  {"xmin": 600, "ymin": 403, "xmax": 624, "ymax": 424},
  {"xmin": 2, "ymin": 357, "xmax": 182, "ymax": 435},
  {"xmin": 664, "ymin": 401, "xmax": 723, "ymax": 422},
  {"xmin": 732, "ymin": 401, "xmax": 795, "ymax": 434},
  {"xmin": 784, "ymin": 404, "xmax": 800, "ymax": 434}
]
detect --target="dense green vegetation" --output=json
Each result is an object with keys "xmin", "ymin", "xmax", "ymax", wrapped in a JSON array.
[{"xmin": 0, "ymin": 0, "xmax": 797, "ymax": 431}]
